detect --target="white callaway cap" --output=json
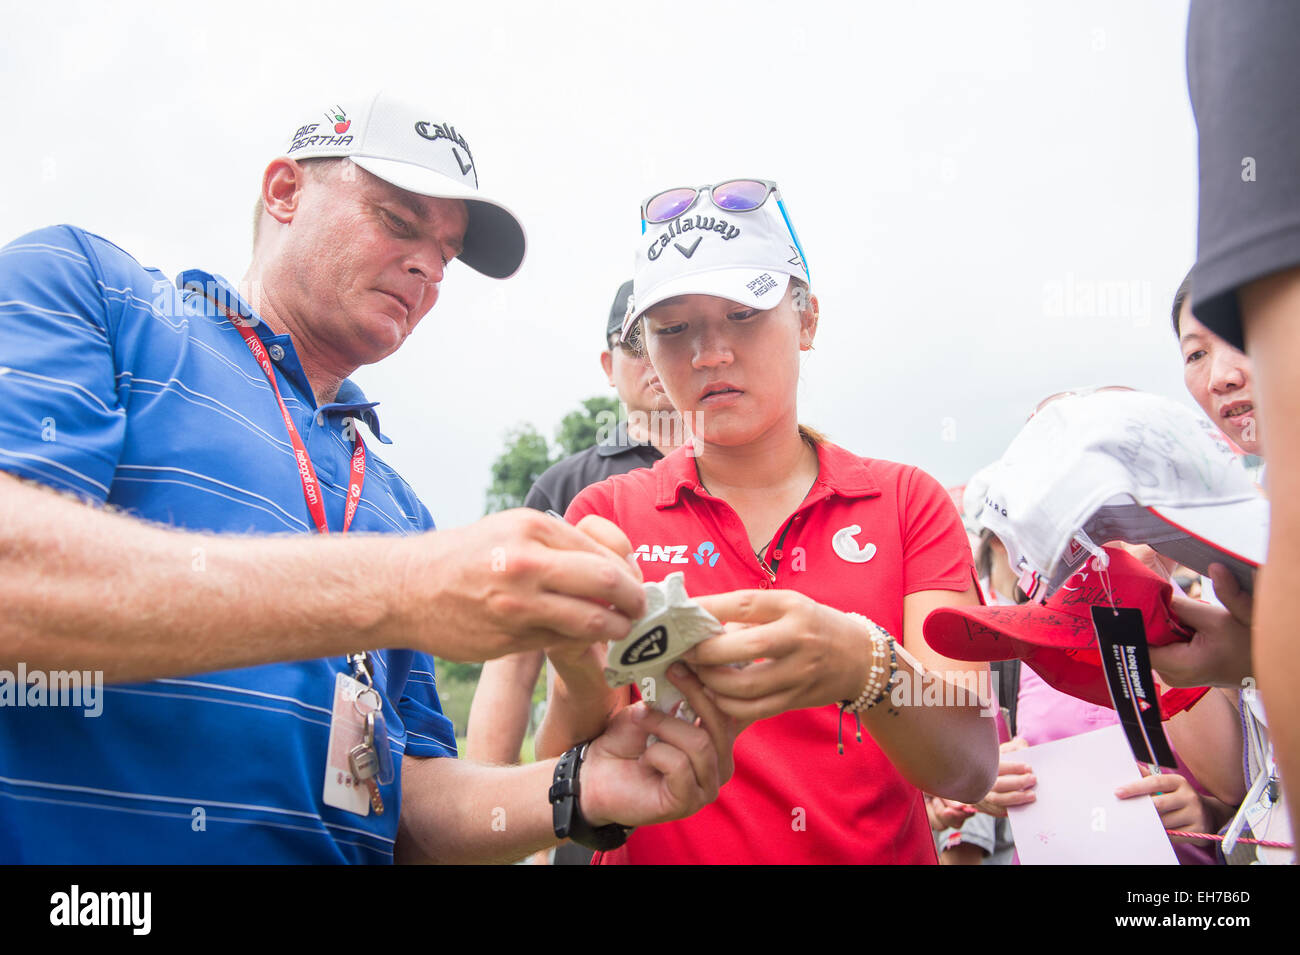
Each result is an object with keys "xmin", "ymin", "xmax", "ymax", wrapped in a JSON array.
[
  {"xmin": 623, "ymin": 185, "xmax": 809, "ymax": 339},
  {"xmin": 284, "ymin": 92, "xmax": 526, "ymax": 279},
  {"xmin": 972, "ymin": 389, "xmax": 1268, "ymax": 597}
]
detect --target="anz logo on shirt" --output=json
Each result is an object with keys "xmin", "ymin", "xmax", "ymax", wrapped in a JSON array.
[{"xmin": 631, "ymin": 541, "xmax": 721, "ymax": 567}]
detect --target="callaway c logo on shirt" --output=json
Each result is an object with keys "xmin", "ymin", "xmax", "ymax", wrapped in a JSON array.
[{"xmin": 832, "ymin": 525, "xmax": 877, "ymax": 563}]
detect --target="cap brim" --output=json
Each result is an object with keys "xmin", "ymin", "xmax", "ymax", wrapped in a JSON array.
[
  {"xmin": 923, "ymin": 603, "xmax": 1099, "ymax": 659},
  {"xmin": 1148, "ymin": 499, "xmax": 1268, "ymax": 567},
  {"xmin": 351, "ymin": 155, "xmax": 526, "ymax": 279},
  {"xmin": 1076, "ymin": 498, "xmax": 1267, "ymax": 594},
  {"xmin": 924, "ymin": 603, "xmax": 1115, "ymax": 707},
  {"xmin": 622, "ymin": 270, "xmax": 794, "ymax": 340}
]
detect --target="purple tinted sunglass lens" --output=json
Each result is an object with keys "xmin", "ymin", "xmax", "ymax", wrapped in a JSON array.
[
  {"xmin": 645, "ymin": 188, "xmax": 698, "ymax": 222},
  {"xmin": 711, "ymin": 179, "xmax": 770, "ymax": 212}
]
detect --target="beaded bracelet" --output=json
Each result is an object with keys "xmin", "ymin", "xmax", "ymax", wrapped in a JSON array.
[{"xmin": 836, "ymin": 614, "xmax": 900, "ymax": 753}]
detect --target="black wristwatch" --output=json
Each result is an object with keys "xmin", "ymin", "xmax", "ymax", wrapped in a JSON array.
[{"xmin": 549, "ymin": 742, "xmax": 634, "ymax": 851}]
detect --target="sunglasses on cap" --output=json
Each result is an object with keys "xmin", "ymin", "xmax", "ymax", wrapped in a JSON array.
[
  {"xmin": 1027, "ymin": 385, "xmax": 1135, "ymax": 422},
  {"xmin": 639, "ymin": 178, "xmax": 810, "ymax": 280}
]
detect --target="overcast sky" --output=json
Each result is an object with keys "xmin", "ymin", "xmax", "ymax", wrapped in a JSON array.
[{"xmin": 1, "ymin": 0, "xmax": 1199, "ymax": 529}]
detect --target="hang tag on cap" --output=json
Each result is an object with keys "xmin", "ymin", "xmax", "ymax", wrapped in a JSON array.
[{"xmin": 1090, "ymin": 606, "xmax": 1176, "ymax": 769}]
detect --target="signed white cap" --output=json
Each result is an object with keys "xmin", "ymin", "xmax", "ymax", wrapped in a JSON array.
[
  {"xmin": 283, "ymin": 91, "xmax": 526, "ymax": 279},
  {"xmin": 970, "ymin": 389, "xmax": 1268, "ymax": 598}
]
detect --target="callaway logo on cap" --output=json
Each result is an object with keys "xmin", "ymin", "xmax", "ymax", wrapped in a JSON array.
[{"xmin": 284, "ymin": 91, "xmax": 526, "ymax": 279}]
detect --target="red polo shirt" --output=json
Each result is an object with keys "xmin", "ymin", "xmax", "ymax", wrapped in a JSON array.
[{"xmin": 566, "ymin": 440, "xmax": 974, "ymax": 865}]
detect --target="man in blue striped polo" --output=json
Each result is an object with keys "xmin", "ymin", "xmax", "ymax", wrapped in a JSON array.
[{"xmin": 0, "ymin": 92, "xmax": 731, "ymax": 863}]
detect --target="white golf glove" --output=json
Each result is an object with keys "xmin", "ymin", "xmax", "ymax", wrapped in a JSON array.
[{"xmin": 604, "ymin": 572, "xmax": 722, "ymax": 720}]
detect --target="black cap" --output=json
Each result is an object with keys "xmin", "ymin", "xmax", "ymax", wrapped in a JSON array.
[{"xmin": 606, "ymin": 280, "xmax": 634, "ymax": 345}]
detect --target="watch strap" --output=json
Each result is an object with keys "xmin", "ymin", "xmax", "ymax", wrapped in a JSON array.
[{"xmin": 549, "ymin": 742, "xmax": 634, "ymax": 851}]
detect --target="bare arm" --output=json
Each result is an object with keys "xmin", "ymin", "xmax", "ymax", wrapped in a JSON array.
[
  {"xmin": 465, "ymin": 651, "xmax": 545, "ymax": 764},
  {"xmin": 0, "ymin": 473, "xmax": 645, "ymax": 681},
  {"xmin": 0, "ymin": 472, "xmax": 393, "ymax": 680},
  {"xmin": 1240, "ymin": 265, "xmax": 1300, "ymax": 846},
  {"xmin": 534, "ymin": 650, "xmax": 626, "ymax": 760},
  {"xmin": 883, "ymin": 587, "xmax": 1001, "ymax": 803},
  {"xmin": 534, "ymin": 515, "xmax": 640, "ymax": 760},
  {"xmin": 939, "ymin": 842, "xmax": 986, "ymax": 866},
  {"xmin": 395, "ymin": 756, "xmax": 563, "ymax": 865},
  {"xmin": 1162, "ymin": 688, "xmax": 1246, "ymax": 806}
]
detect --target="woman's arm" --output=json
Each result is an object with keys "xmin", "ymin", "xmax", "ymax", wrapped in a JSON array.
[
  {"xmin": 534, "ymin": 515, "xmax": 638, "ymax": 759},
  {"xmin": 688, "ymin": 585, "xmax": 999, "ymax": 804},
  {"xmin": 464, "ymin": 650, "xmax": 546, "ymax": 764},
  {"xmin": 885, "ymin": 587, "xmax": 1002, "ymax": 802},
  {"xmin": 534, "ymin": 648, "xmax": 629, "ymax": 760},
  {"xmin": 1162, "ymin": 687, "xmax": 1247, "ymax": 805}
]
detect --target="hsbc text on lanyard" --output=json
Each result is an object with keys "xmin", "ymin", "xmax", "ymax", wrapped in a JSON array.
[{"xmin": 224, "ymin": 307, "xmax": 395, "ymax": 817}]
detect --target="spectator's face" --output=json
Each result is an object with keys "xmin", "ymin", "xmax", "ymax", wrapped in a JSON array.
[
  {"xmin": 642, "ymin": 284, "xmax": 814, "ymax": 446},
  {"xmin": 603, "ymin": 334, "xmax": 674, "ymax": 418},
  {"xmin": 1178, "ymin": 301, "xmax": 1260, "ymax": 455},
  {"xmin": 278, "ymin": 162, "xmax": 468, "ymax": 368}
]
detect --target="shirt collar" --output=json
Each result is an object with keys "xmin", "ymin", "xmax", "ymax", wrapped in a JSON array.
[
  {"xmin": 654, "ymin": 439, "xmax": 882, "ymax": 509},
  {"xmin": 176, "ymin": 269, "xmax": 390, "ymax": 444},
  {"xmin": 595, "ymin": 418, "xmax": 655, "ymax": 458},
  {"xmin": 319, "ymin": 379, "xmax": 389, "ymax": 444}
]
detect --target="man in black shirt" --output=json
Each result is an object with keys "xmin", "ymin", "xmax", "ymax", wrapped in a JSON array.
[{"xmin": 523, "ymin": 280, "xmax": 676, "ymax": 515}]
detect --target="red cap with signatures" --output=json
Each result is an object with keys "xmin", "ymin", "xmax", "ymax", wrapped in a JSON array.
[{"xmin": 923, "ymin": 546, "xmax": 1209, "ymax": 718}]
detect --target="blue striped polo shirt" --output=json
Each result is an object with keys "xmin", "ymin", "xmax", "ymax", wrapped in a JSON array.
[{"xmin": 0, "ymin": 225, "xmax": 458, "ymax": 863}]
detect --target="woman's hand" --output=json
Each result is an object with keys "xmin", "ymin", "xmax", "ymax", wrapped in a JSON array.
[
  {"xmin": 682, "ymin": 590, "xmax": 873, "ymax": 722},
  {"xmin": 926, "ymin": 793, "xmax": 976, "ymax": 830},
  {"xmin": 577, "ymin": 658, "xmax": 742, "ymax": 827},
  {"xmin": 664, "ymin": 661, "xmax": 744, "ymax": 786},
  {"xmin": 1114, "ymin": 768, "xmax": 1215, "ymax": 837},
  {"xmin": 1152, "ymin": 563, "xmax": 1254, "ymax": 688}
]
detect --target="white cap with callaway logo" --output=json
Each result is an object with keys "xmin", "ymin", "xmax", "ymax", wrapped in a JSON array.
[
  {"xmin": 284, "ymin": 91, "xmax": 526, "ymax": 279},
  {"xmin": 972, "ymin": 389, "xmax": 1269, "ymax": 598},
  {"xmin": 623, "ymin": 182, "xmax": 810, "ymax": 339}
]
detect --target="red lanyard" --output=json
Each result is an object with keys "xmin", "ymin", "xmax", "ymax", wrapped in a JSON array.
[{"xmin": 225, "ymin": 311, "xmax": 367, "ymax": 534}]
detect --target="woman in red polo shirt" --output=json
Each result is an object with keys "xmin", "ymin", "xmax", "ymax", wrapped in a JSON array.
[{"xmin": 538, "ymin": 180, "xmax": 998, "ymax": 864}]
